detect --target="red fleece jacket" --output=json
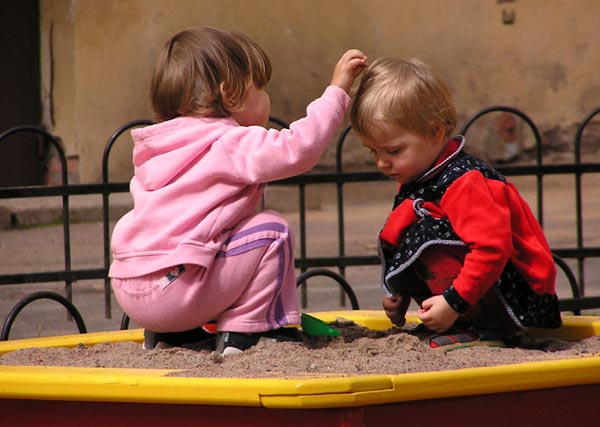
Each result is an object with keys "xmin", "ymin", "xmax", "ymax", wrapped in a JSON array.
[{"xmin": 379, "ymin": 143, "xmax": 556, "ymax": 306}]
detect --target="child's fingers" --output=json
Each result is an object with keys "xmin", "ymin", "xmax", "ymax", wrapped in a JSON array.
[
  {"xmin": 330, "ymin": 49, "xmax": 368, "ymax": 92},
  {"xmin": 383, "ymin": 295, "xmax": 400, "ymax": 307},
  {"xmin": 420, "ymin": 298, "xmax": 433, "ymax": 311},
  {"xmin": 339, "ymin": 49, "xmax": 368, "ymax": 66},
  {"xmin": 348, "ymin": 58, "xmax": 368, "ymax": 72},
  {"xmin": 349, "ymin": 57, "xmax": 369, "ymax": 71},
  {"xmin": 343, "ymin": 48, "xmax": 367, "ymax": 59}
]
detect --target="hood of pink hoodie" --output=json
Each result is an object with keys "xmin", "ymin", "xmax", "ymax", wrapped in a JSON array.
[{"xmin": 131, "ymin": 116, "xmax": 238, "ymax": 191}]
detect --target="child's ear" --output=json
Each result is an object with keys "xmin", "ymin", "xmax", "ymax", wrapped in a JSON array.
[
  {"xmin": 430, "ymin": 122, "xmax": 446, "ymax": 143},
  {"xmin": 220, "ymin": 82, "xmax": 236, "ymax": 109}
]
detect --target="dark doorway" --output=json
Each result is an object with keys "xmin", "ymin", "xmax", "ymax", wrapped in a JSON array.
[{"xmin": 0, "ymin": 1, "xmax": 44, "ymax": 187}]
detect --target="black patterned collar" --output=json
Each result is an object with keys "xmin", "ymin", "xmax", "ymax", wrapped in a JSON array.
[{"xmin": 415, "ymin": 136, "xmax": 465, "ymax": 184}]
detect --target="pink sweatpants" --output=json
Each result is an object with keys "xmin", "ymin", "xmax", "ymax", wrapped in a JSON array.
[{"xmin": 111, "ymin": 210, "xmax": 299, "ymax": 333}]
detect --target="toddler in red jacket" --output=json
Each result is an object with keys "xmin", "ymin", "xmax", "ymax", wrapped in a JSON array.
[{"xmin": 350, "ymin": 57, "xmax": 562, "ymax": 348}]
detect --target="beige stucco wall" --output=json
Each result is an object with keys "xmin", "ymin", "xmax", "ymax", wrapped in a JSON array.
[{"xmin": 40, "ymin": 0, "xmax": 600, "ymax": 183}]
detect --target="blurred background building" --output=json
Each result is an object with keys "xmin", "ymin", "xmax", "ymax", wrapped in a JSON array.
[{"xmin": 2, "ymin": 0, "xmax": 600, "ymax": 184}]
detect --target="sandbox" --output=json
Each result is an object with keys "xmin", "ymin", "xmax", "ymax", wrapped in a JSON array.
[{"xmin": 0, "ymin": 310, "xmax": 599, "ymax": 426}]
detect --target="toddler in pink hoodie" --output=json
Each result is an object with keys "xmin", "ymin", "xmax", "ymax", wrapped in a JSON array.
[{"xmin": 109, "ymin": 26, "xmax": 367, "ymax": 355}]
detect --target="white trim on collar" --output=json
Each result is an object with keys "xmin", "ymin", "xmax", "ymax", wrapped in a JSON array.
[{"xmin": 415, "ymin": 136, "xmax": 466, "ymax": 184}]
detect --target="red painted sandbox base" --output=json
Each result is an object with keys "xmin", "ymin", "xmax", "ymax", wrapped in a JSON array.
[{"xmin": 2, "ymin": 383, "xmax": 598, "ymax": 427}]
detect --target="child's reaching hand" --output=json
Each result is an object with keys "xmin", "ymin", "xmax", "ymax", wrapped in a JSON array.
[
  {"xmin": 330, "ymin": 49, "xmax": 368, "ymax": 94},
  {"xmin": 417, "ymin": 294, "xmax": 460, "ymax": 333},
  {"xmin": 382, "ymin": 294, "xmax": 411, "ymax": 327}
]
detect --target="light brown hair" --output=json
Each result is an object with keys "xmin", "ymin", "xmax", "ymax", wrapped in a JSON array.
[
  {"xmin": 150, "ymin": 26, "xmax": 271, "ymax": 122},
  {"xmin": 351, "ymin": 57, "xmax": 456, "ymax": 140}
]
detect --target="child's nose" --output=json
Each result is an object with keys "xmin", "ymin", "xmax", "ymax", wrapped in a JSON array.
[{"xmin": 377, "ymin": 157, "xmax": 390, "ymax": 169}]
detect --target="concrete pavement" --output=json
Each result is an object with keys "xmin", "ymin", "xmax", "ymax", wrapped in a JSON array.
[{"xmin": 0, "ymin": 182, "xmax": 395, "ymax": 339}]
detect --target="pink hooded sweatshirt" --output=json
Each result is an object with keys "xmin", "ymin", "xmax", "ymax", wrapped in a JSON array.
[{"xmin": 109, "ymin": 86, "xmax": 349, "ymax": 278}]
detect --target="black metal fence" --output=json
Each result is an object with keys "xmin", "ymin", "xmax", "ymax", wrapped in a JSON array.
[{"xmin": 1, "ymin": 106, "xmax": 599, "ymax": 339}]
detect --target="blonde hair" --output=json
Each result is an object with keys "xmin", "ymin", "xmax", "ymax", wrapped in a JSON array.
[
  {"xmin": 150, "ymin": 26, "xmax": 271, "ymax": 122},
  {"xmin": 351, "ymin": 57, "xmax": 456, "ymax": 140}
]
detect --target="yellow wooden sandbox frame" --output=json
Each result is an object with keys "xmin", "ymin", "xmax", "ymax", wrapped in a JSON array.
[{"xmin": 0, "ymin": 310, "xmax": 599, "ymax": 411}]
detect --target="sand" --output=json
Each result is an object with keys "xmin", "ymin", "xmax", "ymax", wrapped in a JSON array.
[{"xmin": 1, "ymin": 319, "xmax": 599, "ymax": 378}]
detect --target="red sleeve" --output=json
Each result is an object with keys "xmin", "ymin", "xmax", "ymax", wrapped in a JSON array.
[
  {"xmin": 503, "ymin": 181, "xmax": 556, "ymax": 294},
  {"xmin": 440, "ymin": 171, "xmax": 513, "ymax": 305}
]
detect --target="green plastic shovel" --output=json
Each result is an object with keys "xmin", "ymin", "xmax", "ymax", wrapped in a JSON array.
[{"xmin": 301, "ymin": 313, "xmax": 341, "ymax": 337}]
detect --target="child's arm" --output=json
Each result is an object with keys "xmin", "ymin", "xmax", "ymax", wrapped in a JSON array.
[{"xmin": 220, "ymin": 50, "xmax": 367, "ymax": 183}]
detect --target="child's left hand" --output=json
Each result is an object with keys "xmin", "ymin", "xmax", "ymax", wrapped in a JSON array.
[{"xmin": 417, "ymin": 295, "xmax": 459, "ymax": 333}]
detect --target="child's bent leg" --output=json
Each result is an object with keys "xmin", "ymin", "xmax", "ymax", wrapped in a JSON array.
[
  {"xmin": 474, "ymin": 288, "xmax": 522, "ymax": 337},
  {"xmin": 112, "ymin": 265, "xmax": 214, "ymax": 333},
  {"xmin": 210, "ymin": 210, "xmax": 299, "ymax": 333},
  {"xmin": 111, "ymin": 211, "xmax": 298, "ymax": 334}
]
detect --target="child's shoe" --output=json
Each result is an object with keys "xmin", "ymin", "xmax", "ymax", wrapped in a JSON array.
[
  {"xmin": 143, "ymin": 327, "xmax": 213, "ymax": 350},
  {"xmin": 428, "ymin": 327, "xmax": 506, "ymax": 350},
  {"xmin": 216, "ymin": 327, "xmax": 303, "ymax": 356}
]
